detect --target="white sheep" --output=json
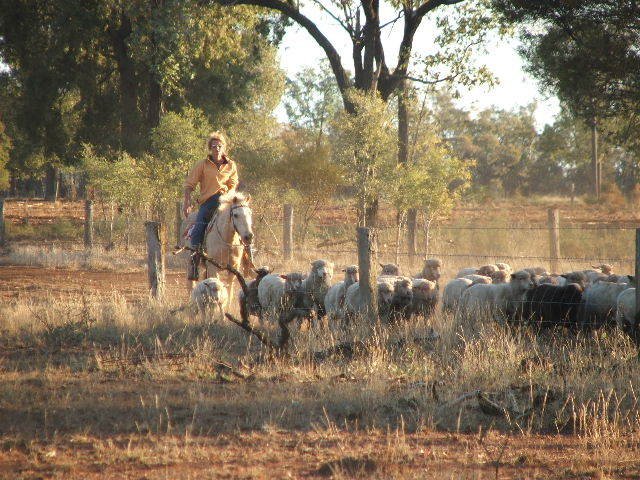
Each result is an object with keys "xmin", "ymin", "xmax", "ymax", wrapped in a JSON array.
[
  {"xmin": 495, "ymin": 263, "xmax": 513, "ymax": 275},
  {"xmin": 456, "ymin": 267, "xmax": 479, "ymax": 278},
  {"xmin": 191, "ymin": 277, "xmax": 228, "ymax": 321},
  {"xmin": 580, "ymin": 281, "xmax": 632, "ymax": 328},
  {"xmin": 409, "ymin": 278, "xmax": 438, "ymax": 318},
  {"xmin": 463, "ymin": 274, "xmax": 492, "ymax": 284},
  {"xmin": 257, "ymin": 272, "xmax": 306, "ymax": 323},
  {"xmin": 459, "ymin": 270, "xmax": 535, "ymax": 320},
  {"xmin": 379, "ymin": 263, "xmax": 401, "ymax": 276},
  {"xmin": 442, "ymin": 278, "xmax": 473, "ymax": 312},
  {"xmin": 615, "ymin": 288, "xmax": 638, "ymax": 337},
  {"xmin": 324, "ymin": 265, "xmax": 358, "ymax": 321},
  {"xmin": 344, "ymin": 280, "xmax": 394, "ymax": 323},
  {"xmin": 415, "ymin": 258, "xmax": 442, "ymax": 283},
  {"xmin": 300, "ymin": 259, "xmax": 334, "ymax": 317}
]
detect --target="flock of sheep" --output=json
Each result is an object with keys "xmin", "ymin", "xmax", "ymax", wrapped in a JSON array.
[{"xmin": 190, "ymin": 257, "xmax": 639, "ymax": 343}]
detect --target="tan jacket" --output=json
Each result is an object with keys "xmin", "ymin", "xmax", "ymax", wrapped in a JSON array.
[{"xmin": 184, "ymin": 155, "xmax": 239, "ymax": 205}]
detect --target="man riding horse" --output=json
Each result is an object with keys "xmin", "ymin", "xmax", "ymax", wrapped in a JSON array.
[{"xmin": 183, "ymin": 131, "xmax": 239, "ymax": 289}]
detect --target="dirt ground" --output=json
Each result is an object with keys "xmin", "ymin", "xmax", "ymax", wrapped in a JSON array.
[
  {"xmin": 0, "ymin": 265, "xmax": 187, "ymax": 301},
  {"xmin": 1, "ymin": 428, "xmax": 639, "ymax": 479}
]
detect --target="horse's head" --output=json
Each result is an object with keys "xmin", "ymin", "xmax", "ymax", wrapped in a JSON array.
[{"xmin": 223, "ymin": 192, "xmax": 254, "ymax": 246}]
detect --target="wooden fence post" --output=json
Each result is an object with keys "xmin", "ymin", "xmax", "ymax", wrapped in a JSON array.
[
  {"xmin": 548, "ymin": 208, "xmax": 560, "ymax": 273},
  {"xmin": 84, "ymin": 199, "xmax": 94, "ymax": 249},
  {"xmin": 283, "ymin": 204, "xmax": 293, "ymax": 261},
  {"xmin": 0, "ymin": 198, "xmax": 5, "ymax": 247},
  {"xmin": 357, "ymin": 226, "xmax": 378, "ymax": 323},
  {"xmin": 145, "ymin": 221, "xmax": 166, "ymax": 299},
  {"xmin": 407, "ymin": 208, "xmax": 417, "ymax": 267},
  {"xmin": 635, "ymin": 229, "xmax": 640, "ymax": 329},
  {"xmin": 175, "ymin": 201, "xmax": 182, "ymax": 247}
]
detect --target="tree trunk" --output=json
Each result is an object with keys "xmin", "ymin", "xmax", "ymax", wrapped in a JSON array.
[
  {"xmin": 44, "ymin": 166, "xmax": 59, "ymax": 202},
  {"xmin": 365, "ymin": 198, "xmax": 379, "ymax": 229},
  {"xmin": 398, "ymin": 80, "xmax": 409, "ymax": 166},
  {"xmin": 147, "ymin": 73, "xmax": 162, "ymax": 130},
  {"xmin": 109, "ymin": 13, "xmax": 139, "ymax": 154},
  {"xmin": 591, "ymin": 118, "xmax": 599, "ymax": 200}
]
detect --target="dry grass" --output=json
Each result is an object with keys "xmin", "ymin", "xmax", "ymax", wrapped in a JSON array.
[{"xmin": 2, "ymin": 197, "xmax": 640, "ymax": 477}]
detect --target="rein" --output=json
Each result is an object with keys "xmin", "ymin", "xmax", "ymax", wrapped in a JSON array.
[{"xmin": 209, "ymin": 203, "xmax": 250, "ymax": 248}]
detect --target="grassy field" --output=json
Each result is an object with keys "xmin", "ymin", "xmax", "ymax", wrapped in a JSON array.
[{"xmin": 1, "ymin": 196, "xmax": 639, "ymax": 478}]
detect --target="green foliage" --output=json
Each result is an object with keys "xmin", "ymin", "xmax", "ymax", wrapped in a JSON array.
[
  {"xmin": 0, "ymin": 119, "xmax": 11, "ymax": 190},
  {"xmin": 332, "ymin": 90, "xmax": 396, "ymax": 218},
  {"xmin": 81, "ymin": 144, "xmax": 151, "ymax": 213},
  {"xmin": 144, "ymin": 107, "xmax": 211, "ymax": 214},
  {"xmin": 388, "ymin": 130, "xmax": 470, "ymax": 221},
  {"xmin": 283, "ymin": 62, "xmax": 342, "ymax": 137}
]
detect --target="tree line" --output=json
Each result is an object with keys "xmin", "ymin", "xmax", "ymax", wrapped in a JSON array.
[{"xmin": 0, "ymin": 0, "xmax": 638, "ymax": 236}]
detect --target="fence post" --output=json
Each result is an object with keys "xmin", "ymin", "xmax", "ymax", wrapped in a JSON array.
[
  {"xmin": 635, "ymin": 228, "xmax": 640, "ymax": 330},
  {"xmin": 0, "ymin": 198, "xmax": 5, "ymax": 247},
  {"xmin": 407, "ymin": 208, "xmax": 417, "ymax": 267},
  {"xmin": 283, "ymin": 204, "xmax": 293, "ymax": 261},
  {"xmin": 357, "ymin": 226, "xmax": 378, "ymax": 323},
  {"xmin": 84, "ymin": 199, "xmax": 94, "ymax": 249},
  {"xmin": 145, "ymin": 221, "xmax": 166, "ymax": 299},
  {"xmin": 548, "ymin": 208, "xmax": 560, "ymax": 273},
  {"xmin": 175, "ymin": 201, "xmax": 182, "ymax": 247}
]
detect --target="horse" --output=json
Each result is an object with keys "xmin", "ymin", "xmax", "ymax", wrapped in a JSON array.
[{"xmin": 182, "ymin": 191, "xmax": 254, "ymax": 305}]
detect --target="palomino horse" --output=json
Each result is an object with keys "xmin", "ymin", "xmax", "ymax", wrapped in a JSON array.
[{"xmin": 183, "ymin": 191, "xmax": 254, "ymax": 304}]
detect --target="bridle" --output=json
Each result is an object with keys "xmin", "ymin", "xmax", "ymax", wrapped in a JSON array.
[{"xmin": 209, "ymin": 202, "xmax": 252, "ymax": 248}]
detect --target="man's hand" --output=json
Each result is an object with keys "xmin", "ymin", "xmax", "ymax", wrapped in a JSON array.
[{"xmin": 182, "ymin": 203, "xmax": 191, "ymax": 219}]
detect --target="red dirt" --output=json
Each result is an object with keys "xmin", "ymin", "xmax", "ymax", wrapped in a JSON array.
[
  {"xmin": 0, "ymin": 265, "xmax": 187, "ymax": 301},
  {"xmin": 0, "ymin": 429, "xmax": 637, "ymax": 479}
]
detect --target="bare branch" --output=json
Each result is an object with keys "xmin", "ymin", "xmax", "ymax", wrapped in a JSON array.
[
  {"xmin": 310, "ymin": 0, "xmax": 353, "ymax": 38},
  {"xmin": 212, "ymin": 0, "xmax": 352, "ymax": 95}
]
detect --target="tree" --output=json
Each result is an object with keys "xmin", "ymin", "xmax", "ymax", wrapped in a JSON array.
[
  {"xmin": 332, "ymin": 90, "xmax": 396, "ymax": 227},
  {"xmin": 492, "ymin": 0, "xmax": 640, "ymax": 198},
  {"xmin": 213, "ymin": 0, "xmax": 496, "ymax": 225},
  {"xmin": 0, "ymin": 119, "xmax": 10, "ymax": 191}
]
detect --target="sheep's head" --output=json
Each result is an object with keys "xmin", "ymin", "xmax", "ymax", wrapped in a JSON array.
[
  {"xmin": 412, "ymin": 279, "xmax": 437, "ymax": 300},
  {"xmin": 477, "ymin": 264, "xmax": 499, "ymax": 276},
  {"xmin": 561, "ymin": 271, "xmax": 588, "ymax": 288},
  {"xmin": 495, "ymin": 262, "xmax": 512, "ymax": 273},
  {"xmin": 489, "ymin": 270, "xmax": 509, "ymax": 284},
  {"xmin": 310, "ymin": 259, "xmax": 334, "ymax": 284},
  {"xmin": 201, "ymin": 278, "xmax": 225, "ymax": 302},
  {"xmin": 593, "ymin": 264, "xmax": 614, "ymax": 275},
  {"xmin": 421, "ymin": 258, "xmax": 442, "ymax": 281},
  {"xmin": 392, "ymin": 277, "xmax": 413, "ymax": 307},
  {"xmin": 254, "ymin": 266, "xmax": 271, "ymax": 279},
  {"xmin": 380, "ymin": 263, "xmax": 401, "ymax": 276},
  {"xmin": 377, "ymin": 282, "xmax": 394, "ymax": 307},
  {"xmin": 342, "ymin": 265, "xmax": 359, "ymax": 284},
  {"xmin": 280, "ymin": 272, "xmax": 305, "ymax": 292},
  {"xmin": 510, "ymin": 270, "xmax": 534, "ymax": 294}
]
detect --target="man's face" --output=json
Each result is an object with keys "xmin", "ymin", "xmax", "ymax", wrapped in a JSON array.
[{"xmin": 209, "ymin": 140, "xmax": 224, "ymax": 161}]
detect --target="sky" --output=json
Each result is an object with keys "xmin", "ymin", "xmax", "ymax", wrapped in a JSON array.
[{"xmin": 275, "ymin": 5, "xmax": 560, "ymax": 131}]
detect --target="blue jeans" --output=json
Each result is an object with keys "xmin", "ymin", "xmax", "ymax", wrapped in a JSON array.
[{"xmin": 191, "ymin": 193, "xmax": 222, "ymax": 248}]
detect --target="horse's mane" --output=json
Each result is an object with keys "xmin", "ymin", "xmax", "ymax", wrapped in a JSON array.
[{"xmin": 218, "ymin": 191, "xmax": 250, "ymax": 211}]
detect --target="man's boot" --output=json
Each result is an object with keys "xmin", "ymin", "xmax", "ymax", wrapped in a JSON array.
[{"xmin": 188, "ymin": 245, "xmax": 204, "ymax": 281}]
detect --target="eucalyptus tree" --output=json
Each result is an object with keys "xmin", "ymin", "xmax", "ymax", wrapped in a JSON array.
[
  {"xmin": 213, "ymin": 0, "xmax": 496, "ymax": 225},
  {"xmin": 491, "ymin": 0, "xmax": 640, "ymax": 198}
]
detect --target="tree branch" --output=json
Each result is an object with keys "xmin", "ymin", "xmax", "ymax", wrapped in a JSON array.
[
  {"xmin": 310, "ymin": 0, "xmax": 353, "ymax": 38},
  {"xmin": 213, "ymin": 0, "xmax": 352, "ymax": 96}
]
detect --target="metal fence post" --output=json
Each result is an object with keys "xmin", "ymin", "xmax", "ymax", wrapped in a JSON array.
[
  {"xmin": 635, "ymin": 229, "xmax": 640, "ymax": 329},
  {"xmin": 145, "ymin": 221, "xmax": 166, "ymax": 299},
  {"xmin": 548, "ymin": 208, "xmax": 560, "ymax": 273}
]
